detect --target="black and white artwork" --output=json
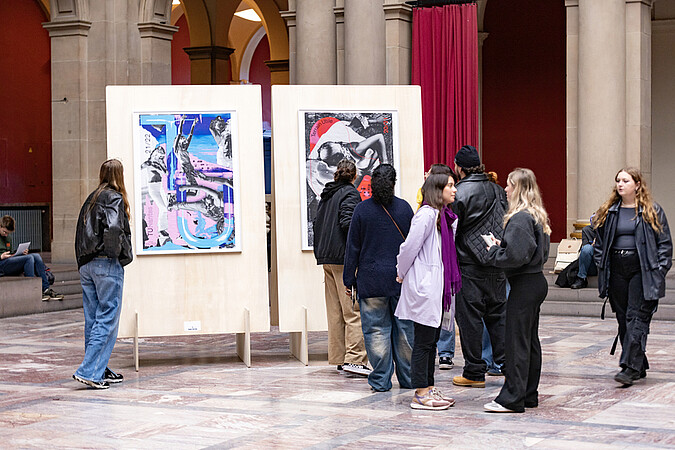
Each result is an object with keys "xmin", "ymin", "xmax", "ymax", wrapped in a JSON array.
[{"xmin": 299, "ymin": 111, "xmax": 399, "ymax": 249}]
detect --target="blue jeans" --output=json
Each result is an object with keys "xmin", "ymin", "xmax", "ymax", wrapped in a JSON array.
[
  {"xmin": 75, "ymin": 257, "xmax": 124, "ymax": 382},
  {"xmin": 437, "ymin": 321, "xmax": 455, "ymax": 359},
  {"xmin": 359, "ymin": 296, "xmax": 414, "ymax": 391},
  {"xmin": 577, "ymin": 244, "xmax": 598, "ymax": 279},
  {"xmin": 0, "ymin": 253, "xmax": 49, "ymax": 290}
]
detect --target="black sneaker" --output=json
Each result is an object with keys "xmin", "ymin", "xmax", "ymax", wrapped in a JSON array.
[
  {"xmin": 570, "ymin": 277, "xmax": 588, "ymax": 289},
  {"xmin": 343, "ymin": 363, "xmax": 371, "ymax": 376},
  {"xmin": 104, "ymin": 368, "xmax": 124, "ymax": 384},
  {"xmin": 73, "ymin": 374, "xmax": 109, "ymax": 389},
  {"xmin": 43, "ymin": 288, "xmax": 65, "ymax": 301},
  {"xmin": 614, "ymin": 367, "xmax": 641, "ymax": 386},
  {"xmin": 439, "ymin": 356, "xmax": 454, "ymax": 370}
]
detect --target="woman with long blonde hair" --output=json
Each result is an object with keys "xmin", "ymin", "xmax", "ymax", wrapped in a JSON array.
[
  {"xmin": 73, "ymin": 159, "xmax": 133, "ymax": 389},
  {"xmin": 593, "ymin": 168, "xmax": 672, "ymax": 386},
  {"xmin": 483, "ymin": 168, "xmax": 551, "ymax": 413}
]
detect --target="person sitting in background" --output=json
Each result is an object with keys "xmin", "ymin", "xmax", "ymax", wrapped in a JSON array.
[
  {"xmin": 0, "ymin": 215, "xmax": 64, "ymax": 301},
  {"xmin": 570, "ymin": 222, "xmax": 598, "ymax": 289}
]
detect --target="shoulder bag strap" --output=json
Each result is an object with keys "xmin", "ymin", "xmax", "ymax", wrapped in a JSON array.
[{"xmin": 381, "ymin": 204, "xmax": 406, "ymax": 240}]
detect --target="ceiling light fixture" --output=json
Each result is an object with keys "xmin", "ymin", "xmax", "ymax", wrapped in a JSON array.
[{"xmin": 234, "ymin": 9, "xmax": 262, "ymax": 22}]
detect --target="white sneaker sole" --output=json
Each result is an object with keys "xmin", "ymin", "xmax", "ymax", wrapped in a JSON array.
[
  {"xmin": 410, "ymin": 402, "xmax": 450, "ymax": 410},
  {"xmin": 343, "ymin": 367, "xmax": 370, "ymax": 376},
  {"xmin": 73, "ymin": 374, "xmax": 109, "ymax": 389}
]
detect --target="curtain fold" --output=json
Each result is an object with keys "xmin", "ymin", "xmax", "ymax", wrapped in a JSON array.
[{"xmin": 412, "ymin": 4, "xmax": 479, "ymax": 167}]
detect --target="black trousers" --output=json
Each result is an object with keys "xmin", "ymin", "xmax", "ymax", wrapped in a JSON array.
[
  {"xmin": 608, "ymin": 252, "xmax": 657, "ymax": 372},
  {"xmin": 455, "ymin": 264, "xmax": 507, "ymax": 381},
  {"xmin": 411, "ymin": 322, "xmax": 441, "ymax": 389},
  {"xmin": 495, "ymin": 272, "xmax": 547, "ymax": 413}
]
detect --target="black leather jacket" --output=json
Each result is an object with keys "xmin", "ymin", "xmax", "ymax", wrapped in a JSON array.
[
  {"xmin": 75, "ymin": 188, "xmax": 133, "ymax": 269},
  {"xmin": 452, "ymin": 173, "xmax": 508, "ymax": 266},
  {"xmin": 593, "ymin": 202, "xmax": 672, "ymax": 300}
]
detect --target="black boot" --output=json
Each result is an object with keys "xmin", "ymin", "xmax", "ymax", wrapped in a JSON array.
[
  {"xmin": 614, "ymin": 367, "xmax": 641, "ymax": 386},
  {"xmin": 570, "ymin": 277, "xmax": 588, "ymax": 289}
]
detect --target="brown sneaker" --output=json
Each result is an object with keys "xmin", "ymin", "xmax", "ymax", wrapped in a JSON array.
[{"xmin": 452, "ymin": 375, "xmax": 485, "ymax": 388}]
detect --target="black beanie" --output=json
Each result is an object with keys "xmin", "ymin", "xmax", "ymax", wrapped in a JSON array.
[{"xmin": 454, "ymin": 145, "xmax": 481, "ymax": 169}]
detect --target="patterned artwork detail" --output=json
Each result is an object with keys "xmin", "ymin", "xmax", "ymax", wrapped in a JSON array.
[
  {"xmin": 300, "ymin": 111, "xmax": 399, "ymax": 249},
  {"xmin": 135, "ymin": 113, "xmax": 240, "ymax": 254}
]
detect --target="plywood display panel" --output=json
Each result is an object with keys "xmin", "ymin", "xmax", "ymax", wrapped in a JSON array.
[
  {"xmin": 271, "ymin": 85, "xmax": 424, "ymax": 332},
  {"xmin": 106, "ymin": 85, "xmax": 270, "ymax": 338}
]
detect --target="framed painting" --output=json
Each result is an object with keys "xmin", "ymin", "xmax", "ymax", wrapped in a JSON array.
[
  {"xmin": 298, "ymin": 110, "xmax": 400, "ymax": 249},
  {"xmin": 133, "ymin": 112, "xmax": 241, "ymax": 254}
]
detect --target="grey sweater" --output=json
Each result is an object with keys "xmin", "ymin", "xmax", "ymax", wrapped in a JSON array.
[{"xmin": 486, "ymin": 211, "xmax": 550, "ymax": 277}]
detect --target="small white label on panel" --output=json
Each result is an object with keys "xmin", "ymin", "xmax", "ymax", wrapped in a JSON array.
[{"xmin": 184, "ymin": 321, "xmax": 201, "ymax": 331}]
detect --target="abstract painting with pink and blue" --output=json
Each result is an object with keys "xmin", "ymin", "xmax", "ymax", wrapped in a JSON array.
[{"xmin": 135, "ymin": 112, "xmax": 239, "ymax": 254}]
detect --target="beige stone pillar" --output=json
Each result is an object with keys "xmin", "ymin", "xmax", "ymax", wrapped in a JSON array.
[
  {"xmin": 184, "ymin": 46, "xmax": 235, "ymax": 85},
  {"xmin": 280, "ymin": 5, "xmax": 297, "ymax": 84},
  {"xmin": 344, "ymin": 0, "xmax": 386, "ymax": 84},
  {"xmin": 565, "ymin": 0, "xmax": 580, "ymax": 235},
  {"xmin": 625, "ymin": 0, "xmax": 652, "ymax": 183},
  {"xmin": 576, "ymin": 0, "xmax": 626, "ymax": 222},
  {"xmin": 138, "ymin": 22, "xmax": 178, "ymax": 85},
  {"xmin": 335, "ymin": 1, "xmax": 345, "ymax": 84},
  {"xmin": 43, "ymin": 19, "xmax": 92, "ymax": 262},
  {"xmin": 265, "ymin": 59, "xmax": 291, "ymax": 85},
  {"xmin": 384, "ymin": 1, "xmax": 412, "ymax": 85},
  {"xmin": 295, "ymin": 0, "xmax": 336, "ymax": 84}
]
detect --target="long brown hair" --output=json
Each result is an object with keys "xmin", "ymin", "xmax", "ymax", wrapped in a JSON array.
[
  {"xmin": 504, "ymin": 168, "xmax": 551, "ymax": 235},
  {"xmin": 86, "ymin": 159, "xmax": 131, "ymax": 219},
  {"xmin": 593, "ymin": 167, "xmax": 662, "ymax": 232},
  {"xmin": 422, "ymin": 173, "xmax": 453, "ymax": 230}
]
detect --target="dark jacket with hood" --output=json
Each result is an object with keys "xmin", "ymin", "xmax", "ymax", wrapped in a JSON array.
[
  {"xmin": 75, "ymin": 188, "xmax": 133, "ymax": 269},
  {"xmin": 593, "ymin": 202, "xmax": 672, "ymax": 301},
  {"xmin": 313, "ymin": 180, "xmax": 361, "ymax": 265},
  {"xmin": 452, "ymin": 173, "xmax": 508, "ymax": 267}
]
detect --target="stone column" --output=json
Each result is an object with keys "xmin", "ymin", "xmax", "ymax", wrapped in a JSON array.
[
  {"xmin": 625, "ymin": 0, "xmax": 652, "ymax": 183},
  {"xmin": 138, "ymin": 22, "xmax": 178, "ymax": 85},
  {"xmin": 280, "ymin": 6, "xmax": 297, "ymax": 84},
  {"xmin": 335, "ymin": 1, "xmax": 345, "ymax": 84},
  {"xmin": 344, "ymin": 0, "xmax": 386, "ymax": 84},
  {"xmin": 576, "ymin": 0, "xmax": 626, "ymax": 222},
  {"xmin": 295, "ymin": 0, "xmax": 336, "ymax": 84},
  {"xmin": 384, "ymin": 1, "xmax": 412, "ymax": 85},
  {"xmin": 565, "ymin": 0, "xmax": 580, "ymax": 235},
  {"xmin": 42, "ymin": 19, "xmax": 92, "ymax": 262},
  {"xmin": 265, "ymin": 59, "xmax": 290, "ymax": 85},
  {"xmin": 184, "ymin": 46, "xmax": 235, "ymax": 85}
]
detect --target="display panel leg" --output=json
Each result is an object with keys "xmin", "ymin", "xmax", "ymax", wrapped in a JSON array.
[
  {"xmin": 236, "ymin": 307, "xmax": 251, "ymax": 367},
  {"xmin": 289, "ymin": 306, "xmax": 308, "ymax": 365},
  {"xmin": 134, "ymin": 310, "xmax": 139, "ymax": 372}
]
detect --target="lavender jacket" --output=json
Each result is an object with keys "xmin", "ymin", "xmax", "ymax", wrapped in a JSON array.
[{"xmin": 395, "ymin": 205, "xmax": 456, "ymax": 328}]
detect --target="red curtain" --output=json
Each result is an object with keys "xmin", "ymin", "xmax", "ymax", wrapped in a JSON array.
[{"xmin": 412, "ymin": 4, "xmax": 479, "ymax": 167}]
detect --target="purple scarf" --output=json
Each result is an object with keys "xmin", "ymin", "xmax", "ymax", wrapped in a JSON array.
[{"xmin": 437, "ymin": 204, "xmax": 462, "ymax": 311}]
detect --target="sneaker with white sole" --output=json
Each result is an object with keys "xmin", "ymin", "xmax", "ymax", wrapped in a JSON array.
[
  {"xmin": 429, "ymin": 387, "xmax": 455, "ymax": 406},
  {"xmin": 42, "ymin": 288, "xmax": 64, "ymax": 301},
  {"xmin": 73, "ymin": 374, "xmax": 109, "ymax": 389},
  {"xmin": 343, "ymin": 363, "xmax": 371, "ymax": 377},
  {"xmin": 484, "ymin": 400, "xmax": 517, "ymax": 413},
  {"xmin": 103, "ymin": 368, "xmax": 124, "ymax": 384},
  {"xmin": 410, "ymin": 392, "xmax": 451, "ymax": 410},
  {"xmin": 439, "ymin": 356, "xmax": 454, "ymax": 370}
]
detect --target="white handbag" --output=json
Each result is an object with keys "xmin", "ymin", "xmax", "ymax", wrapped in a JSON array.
[{"xmin": 554, "ymin": 238, "xmax": 582, "ymax": 273}]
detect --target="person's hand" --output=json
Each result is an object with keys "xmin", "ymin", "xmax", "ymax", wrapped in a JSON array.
[
  {"xmin": 1, "ymin": 251, "xmax": 9, "ymax": 260},
  {"xmin": 396, "ymin": 276, "xmax": 403, "ymax": 283},
  {"xmin": 22, "ymin": 248, "xmax": 28, "ymax": 255}
]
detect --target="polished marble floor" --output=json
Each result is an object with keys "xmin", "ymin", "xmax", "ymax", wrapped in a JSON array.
[{"xmin": 1, "ymin": 310, "xmax": 674, "ymax": 449}]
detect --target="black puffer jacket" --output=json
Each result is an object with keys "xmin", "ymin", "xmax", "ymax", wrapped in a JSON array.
[
  {"xmin": 313, "ymin": 181, "xmax": 361, "ymax": 265},
  {"xmin": 593, "ymin": 202, "xmax": 672, "ymax": 300},
  {"xmin": 75, "ymin": 188, "xmax": 133, "ymax": 269},
  {"xmin": 452, "ymin": 173, "xmax": 508, "ymax": 266}
]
